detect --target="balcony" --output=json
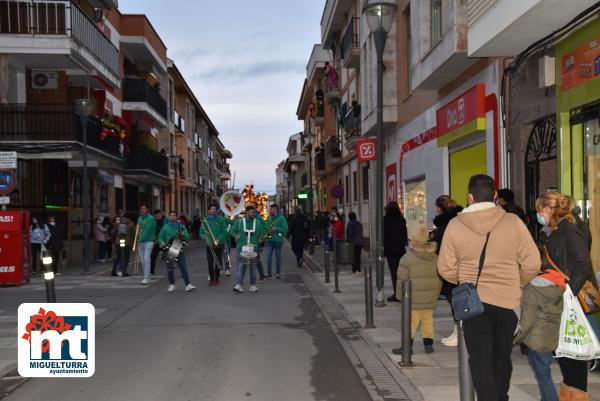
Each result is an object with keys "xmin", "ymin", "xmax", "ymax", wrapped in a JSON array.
[
  {"xmin": 321, "ymin": 0, "xmax": 355, "ymax": 48},
  {"xmin": 0, "ymin": 1, "xmax": 120, "ymax": 85},
  {"xmin": 467, "ymin": 0, "xmax": 599, "ymax": 56},
  {"xmin": 343, "ymin": 104, "xmax": 361, "ymax": 148},
  {"xmin": 315, "ymin": 150, "xmax": 326, "ymax": 177},
  {"xmin": 306, "ymin": 44, "xmax": 329, "ymax": 88},
  {"xmin": 341, "ymin": 17, "xmax": 360, "ymax": 69},
  {"xmin": 119, "ymin": 14, "xmax": 167, "ymax": 73},
  {"xmin": 126, "ymin": 145, "xmax": 168, "ymax": 181},
  {"xmin": 324, "ymin": 66, "xmax": 340, "ymax": 103},
  {"xmin": 0, "ymin": 103, "xmax": 122, "ymax": 159},
  {"xmin": 122, "ymin": 78, "xmax": 167, "ymax": 126},
  {"xmin": 325, "ymin": 136, "xmax": 342, "ymax": 166}
]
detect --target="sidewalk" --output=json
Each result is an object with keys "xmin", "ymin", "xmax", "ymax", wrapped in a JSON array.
[{"xmin": 304, "ymin": 247, "xmax": 600, "ymax": 401}]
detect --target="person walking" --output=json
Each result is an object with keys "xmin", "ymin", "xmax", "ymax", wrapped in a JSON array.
[
  {"xmin": 158, "ymin": 211, "xmax": 196, "ymax": 292},
  {"xmin": 94, "ymin": 216, "xmax": 109, "ymax": 263},
  {"xmin": 264, "ymin": 204, "xmax": 289, "ymax": 279},
  {"xmin": 437, "ymin": 174, "xmax": 540, "ymax": 401},
  {"xmin": 29, "ymin": 216, "xmax": 50, "ymax": 278},
  {"xmin": 392, "ymin": 225, "xmax": 441, "ymax": 354},
  {"xmin": 289, "ymin": 209, "xmax": 309, "ymax": 267},
  {"xmin": 137, "ymin": 204, "xmax": 157, "ymax": 285},
  {"xmin": 199, "ymin": 203, "xmax": 229, "ymax": 286},
  {"xmin": 536, "ymin": 192, "xmax": 594, "ymax": 400},
  {"xmin": 433, "ymin": 195, "xmax": 463, "ymax": 346},
  {"xmin": 110, "ymin": 214, "xmax": 135, "ymax": 277},
  {"xmin": 383, "ymin": 201, "xmax": 408, "ymax": 302},
  {"xmin": 346, "ymin": 212, "xmax": 365, "ymax": 274},
  {"xmin": 150, "ymin": 210, "xmax": 167, "ymax": 275},
  {"xmin": 46, "ymin": 216, "xmax": 63, "ymax": 275},
  {"xmin": 497, "ymin": 188, "xmax": 527, "ymax": 224},
  {"xmin": 231, "ymin": 206, "xmax": 264, "ymax": 293}
]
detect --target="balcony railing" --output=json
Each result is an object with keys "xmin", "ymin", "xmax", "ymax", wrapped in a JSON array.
[
  {"xmin": 123, "ymin": 78, "xmax": 167, "ymax": 119},
  {"xmin": 343, "ymin": 103, "xmax": 361, "ymax": 139},
  {"xmin": 0, "ymin": 103, "xmax": 122, "ymax": 158},
  {"xmin": 126, "ymin": 145, "xmax": 168, "ymax": 178},
  {"xmin": 342, "ymin": 17, "xmax": 359, "ymax": 66},
  {"xmin": 0, "ymin": 0, "xmax": 119, "ymax": 76}
]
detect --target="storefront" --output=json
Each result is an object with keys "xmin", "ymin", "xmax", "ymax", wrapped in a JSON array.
[{"xmin": 556, "ymin": 19, "xmax": 600, "ymax": 270}]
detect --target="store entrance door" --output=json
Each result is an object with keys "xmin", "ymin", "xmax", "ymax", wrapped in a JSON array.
[
  {"xmin": 524, "ymin": 117, "xmax": 557, "ymax": 239},
  {"xmin": 449, "ymin": 141, "xmax": 487, "ymax": 207}
]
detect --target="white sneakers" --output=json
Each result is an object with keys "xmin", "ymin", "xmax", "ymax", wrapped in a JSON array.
[
  {"xmin": 249, "ymin": 285, "xmax": 258, "ymax": 293},
  {"xmin": 225, "ymin": 269, "xmax": 231, "ymax": 277},
  {"xmin": 441, "ymin": 324, "xmax": 458, "ymax": 347},
  {"xmin": 185, "ymin": 283, "xmax": 196, "ymax": 292},
  {"xmin": 117, "ymin": 271, "xmax": 123, "ymax": 277},
  {"xmin": 168, "ymin": 284, "xmax": 176, "ymax": 292},
  {"xmin": 141, "ymin": 279, "xmax": 149, "ymax": 285},
  {"xmin": 233, "ymin": 284, "xmax": 244, "ymax": 293}
]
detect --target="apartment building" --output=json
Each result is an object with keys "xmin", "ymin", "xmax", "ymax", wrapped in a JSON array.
[{"xmin": 283, "ymin": 133, "xmax": 307, "ymax": 214}]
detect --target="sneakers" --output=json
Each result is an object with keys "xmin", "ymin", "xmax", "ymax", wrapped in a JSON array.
[
  {"xmin": 225, "ymin": 269, "xmax": 231, "ymax": 277},
  {"xmin": 249, "ymin": 285, "xmax": 258, "ymax": 293},
  {"xmin": 441, "ymin": 325, "xmax": 458, "ymax": 347},
  {"xmin": 276, "ymin": 273, "xmax": 281, "ymax": 279},
  {"xmin": 122, "ymin": 272, "xmax": 130, "ymax": 277},
  {"xmin": 257, "ymin": 276, "xmax": 266, "ymax": 283},
  {"xmin": 111, "ymin": 271, "xmax": 118, "ymax": 277},
  {"xmin": 233, "ymin": 284, "xmax": 244, "ymax": 293},
  {"xmin": 185, "ymin": 283, "xmax": 196, "ymax": 292},
  {"xmin": 116, "ymin": 271, "xmax": 123, "ymax": 277},
  {"xmin": 589, "ymin": 359, "xmax": 600, "ymax": 372},
  {"xmin": 168, "ymin": 284, "xmax": 176, "ymax": 292},
  {"xmin": 387, "ymin": 295, "xmax": 399, "ymax": 302},
  {"xmin": 141, "ymin": 279, "xmax": 149, "ymax": 285}
]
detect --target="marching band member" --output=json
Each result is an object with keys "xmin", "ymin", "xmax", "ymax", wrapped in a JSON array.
[
  {"xmin": 264, "ymin": 204, "xmax": 289, "ymax": 279},
  {"xmin": 158, "ymin": 211, "xmax": 196, "ymax": 293},
  {"xmin": 137, "ymin": 204, "xmax": 157, "ymax": 285},
  {"xmin": 199, "ymin": 204, "xmax": 229, "ymax": 287},
  {"xmin": 231, "ymin": 205, "xmax": 264, "ymax": 293}
]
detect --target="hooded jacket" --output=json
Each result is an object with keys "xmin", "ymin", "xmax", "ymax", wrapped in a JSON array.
[
  {"xmin": 437, "ymin": 203, "xmax": 540, "ymax": 310},
  {"xmin": 398, "ymin": 245, "xmax": 441, "ymax": 310}
]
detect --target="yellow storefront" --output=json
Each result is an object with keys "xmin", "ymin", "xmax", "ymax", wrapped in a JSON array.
[{"xmin": 557, "ymin": 19, "xmax": 600, "ymax": 270}]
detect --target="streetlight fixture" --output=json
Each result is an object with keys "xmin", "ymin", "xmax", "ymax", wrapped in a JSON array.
[
  {"xmin": 363, "ymin": 0, "xmax": 397, "ymax": 308},
  {"xmin": 74, "ymin": 98, "xmax": 95, "ymax": 274}
]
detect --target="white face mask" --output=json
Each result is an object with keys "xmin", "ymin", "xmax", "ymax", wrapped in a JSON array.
[{"xmin": 49, "ymin": 222, "xmax": 55, "ymax": 226}]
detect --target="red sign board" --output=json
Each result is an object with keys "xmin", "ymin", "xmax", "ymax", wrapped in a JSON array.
[
  {"xmin": 356, "ymin": 138, "xmax": 377, "ymax": 162},
  {"xmin": 386, "ymin": 163, "xmax": 397, "ymax": 203},
  {"xmin": 560, "ymin": 36, "xmax": 600, "ymax": 92},
  {"xmin": 436, "ymin": 84, "xmax": 486, "ymax": 138}
]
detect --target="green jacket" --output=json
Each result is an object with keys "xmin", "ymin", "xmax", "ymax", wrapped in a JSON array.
[
  {"xmin": 158, "ymin": 222, "xmax": 190, "ymax": 245},
  {"xmin": 230, "ymin": 216, "xmax": 264, "ymax": 250},
  {"xmin": 137, "ymin": 214, "xmax": 157, "ymax": 242},
  {"xmin": 514, "ymin": 277, "xmax": 563, "ymax": 353},
  {"xmin": 397, "ymin": 245, "xmax": 442, "ymax": 310},
  {"xmin": 199, "ymin": 215, "xmax": 229, "ymax": 247},
  {"xmin": 264, "ymin": 214, "xmax": 289, "ymax": 243}
]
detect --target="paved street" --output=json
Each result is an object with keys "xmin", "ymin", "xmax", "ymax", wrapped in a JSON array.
[{"xmin": 0, "ymin": 242, "xmax": 379, "ymax": 401}]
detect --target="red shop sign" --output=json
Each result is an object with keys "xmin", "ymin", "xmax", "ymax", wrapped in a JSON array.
[
  {"xmin": 436, "ymin": 84, "xmax": 486, "ymax": 138},
  {"xmin": 356, "ymin": 138, "xmax": 377, "ymax": 162}
]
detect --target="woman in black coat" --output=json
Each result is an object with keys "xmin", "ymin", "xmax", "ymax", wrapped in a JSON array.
[
  {"xmin": 383, "ymin": 202, "xmax": 407, "ymax": 302},
  {"xmin": 537, "ymin": 192, "xmax": 593, "ymax": 398},
  {"xmin": 288, "ymin": 210, "xmax": 309, "ymax": 267}
]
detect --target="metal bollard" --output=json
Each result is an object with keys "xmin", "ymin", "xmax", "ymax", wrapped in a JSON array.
[
  {"xmin": 42, "ymin": 251, "xmax": 56, "ymax": 303},
  {"xmin": 458, "ymin": 321, "xmax": 475, "ymax": 401},
  {"xmin": 324, "ymin": 248, "xmax": 330, "ymax": 283},
  {"xmin": 364, "ymin": 262, "xmax": 375, "ymax": 328},
  {"xmin": 399, "ymin": 280, "xmax": 413, "ymax": 366},
  {"xmin": 333, "ymin": 242, "xmax": 340, "ymax": 293}
]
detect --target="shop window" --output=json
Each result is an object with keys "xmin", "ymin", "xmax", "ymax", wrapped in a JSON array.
[
  {"xmin": 99, "ymin": 185, "xmax": 108, "ymax": 213},
  {"xmin": 404, "ymin": 178, "xmax": 427, "ymax": 237},
  {"xmin": 72, "ymin": 174, "xmax": 83, "ymax": 208},
  {"xmin": 362, "ymin": 165, "xmax": 370, "ymax": 201},
  {"xmin": 583, "ymin": 117, "xmax": 600, "ymax": 270},
  {"xmin": 43, "ymin": 160, "xmax": 68, "ymax": 207},
  {"xmin": 430, "ymin": 0, "xmax": 443, "ymax": 48},
  {"xmin": 353, "ymin": 171, "xmax": 358, "ymax": 202}
]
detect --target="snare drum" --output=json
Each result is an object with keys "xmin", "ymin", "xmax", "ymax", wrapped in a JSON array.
[
  {"xmin": 240, "ymin": 244, "xmax": 258, "ymax": 265},
  {"xmin": 165, "ymin": 237, "xmax": 186, "ymax": 262}
]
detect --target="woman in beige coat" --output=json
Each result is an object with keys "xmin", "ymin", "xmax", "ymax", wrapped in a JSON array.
[{"xmin": 394, "ymin": 225, "xmax": 442, "ymax": 354}]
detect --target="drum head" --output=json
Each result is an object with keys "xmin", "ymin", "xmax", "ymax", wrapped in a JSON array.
[{"xmin": 220, "ymin": 190, "xmax": 245, "ymax": 217}]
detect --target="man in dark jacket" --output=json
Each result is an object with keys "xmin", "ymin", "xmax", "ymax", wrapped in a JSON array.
[
  {"xmin": 289, "ymin": 209, "xmax": 309, "ymax": 267},
  {"xmin": 497, "ymin": 188, "xmax": 527, "ymax": 224},
  {"xmin": 383, "ymin": 201, "xmax": 407, "ymax": 302},
  {"xmin": 346, "ymin": 212, "xmax": 365, "ymax": 274},
  {"xmin": 46, "ymin": 216, "xmax": 63, "ymax": 275}
]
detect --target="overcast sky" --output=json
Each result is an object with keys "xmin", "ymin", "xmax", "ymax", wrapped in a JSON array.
[{"xmin": 119, "ymin": 0, "xmax": 324, "ymax": 194}]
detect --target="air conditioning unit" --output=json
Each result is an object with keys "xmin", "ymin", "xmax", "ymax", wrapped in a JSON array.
[
  {"xmin": 538, "ymin": 56, "xmax": 555, "ymax": 88},
  {"xmin": 32, "ymin": 71, "xmax": 59, "ymax": 89}
]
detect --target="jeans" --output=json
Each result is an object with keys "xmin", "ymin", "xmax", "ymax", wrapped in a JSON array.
[
  {"xmin": 50, "ymin": 250, "xmax": 61, "ymax": 274},
  {"xmin": 150, "ymin": 243, "xmax": 161, "ymax": 274},
  {"xmin": 206, "ymin": 245, "xmax": 224, "ymax": 281},
  {"xmin": 352, "ymin": 245, "xmax": 363, "ymax": 273},
  {"xmin": 463, "ymin": 303, "xmax": 518, "ymax": 401},
  {"xmin": 256, "ymin": 247, "xmax": 265, "ymax": 278},
  {"xmin": 139, "ymin": 241, "xmax": 154, "ymax": 280},
  {"xmin": 526, "ymin": 348, "xmax": 558, "ymax": 401},
  {"xmin": 167, "ymin": 255, "xmax": 191, "ymax": 285},
  {"xmin": 97, "ymin": 241, "xmax": 109, "ymax": 260},
  {"xmin": 236, "ymin": 248, "xmax": 256, "ymax": 286},
  {"xmin": 266, "ymin": 241, "xmax": 283, "ymax": 275},
  {"xmin": 31, "ymin": 243, "xmax": 42, "ymax": 274},
  {"xmin": 386, "ymin": 256, "xmax": 401, "ymax": 297},
  {"xmin": 223, "ymin": 243, "xmax": 231, "ymax": 270}
]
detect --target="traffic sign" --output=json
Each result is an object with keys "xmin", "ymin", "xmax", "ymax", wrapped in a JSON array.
[
  {"xmin": 0, "ymin": 197, "xmax": 9, "ymax": 205},
  {"xmin": 0, "ymin": 171, "xmax": 17, "ymax": 196},
  {"xmin": 0, "ymin": 152, "xmax": 17, "ymax": 169}
]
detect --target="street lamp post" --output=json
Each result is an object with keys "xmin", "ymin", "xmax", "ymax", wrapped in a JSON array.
[
  {"xmin": 74, "ymin": 99, "xmax": 95, "ymax": 274},
  {"xmin": 363, "ymin": 1, "xmax": 397, "ymax": 307}
]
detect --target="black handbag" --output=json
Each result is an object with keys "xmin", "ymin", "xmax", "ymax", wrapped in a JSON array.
[{"xmin": 451, "ymin": 232, "xmax": 491, "ymax": 321}]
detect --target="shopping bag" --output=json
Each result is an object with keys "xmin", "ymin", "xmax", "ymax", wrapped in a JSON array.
[{"xmin": 555, "ymin": 285, "xmax": 600, "ymax": 360}]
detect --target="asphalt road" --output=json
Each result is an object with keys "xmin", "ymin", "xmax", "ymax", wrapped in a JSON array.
[{"xmin": 2, "ymin": 241, "xmax": 372, "ymax": 401}]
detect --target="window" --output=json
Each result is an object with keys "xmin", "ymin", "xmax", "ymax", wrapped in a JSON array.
[
  {"xmin": 345, "ymin": 175, "xmax": 349, "ymax": 203},
  {"xmin": 99, "ymin": 185, "xmax": 108, "ymax": 213},
  {"xmin": 404, "ymin": 178, "xmax": 427, "ymax": 237},
  {"xmin": 431, "ymin": 0, "xmax": 443, "ymax": 47},
  {"xmin": 362, "ymin": 165, "xmax": 370, "ymax": 201},
  {"xmin": 353, "ymin": 171, "xmax": 358, "ymax": 202},
  {"xmin": 72, "ymin": 174, "xmax": 83, "ymax": 208}
]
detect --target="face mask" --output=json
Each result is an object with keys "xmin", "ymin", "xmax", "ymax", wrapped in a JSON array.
[
  {"xmin": 49, "ymin": 222, "xmax": 55, "ymax": 226},
  {"xmin": 536, "ymin": 213, "xmax": 547, "ymax": 226}
]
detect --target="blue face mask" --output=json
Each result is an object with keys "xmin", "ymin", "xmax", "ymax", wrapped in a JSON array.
[{"xmin": 536, "ymin": 213, "xmax": 547, "ymax": 226}]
